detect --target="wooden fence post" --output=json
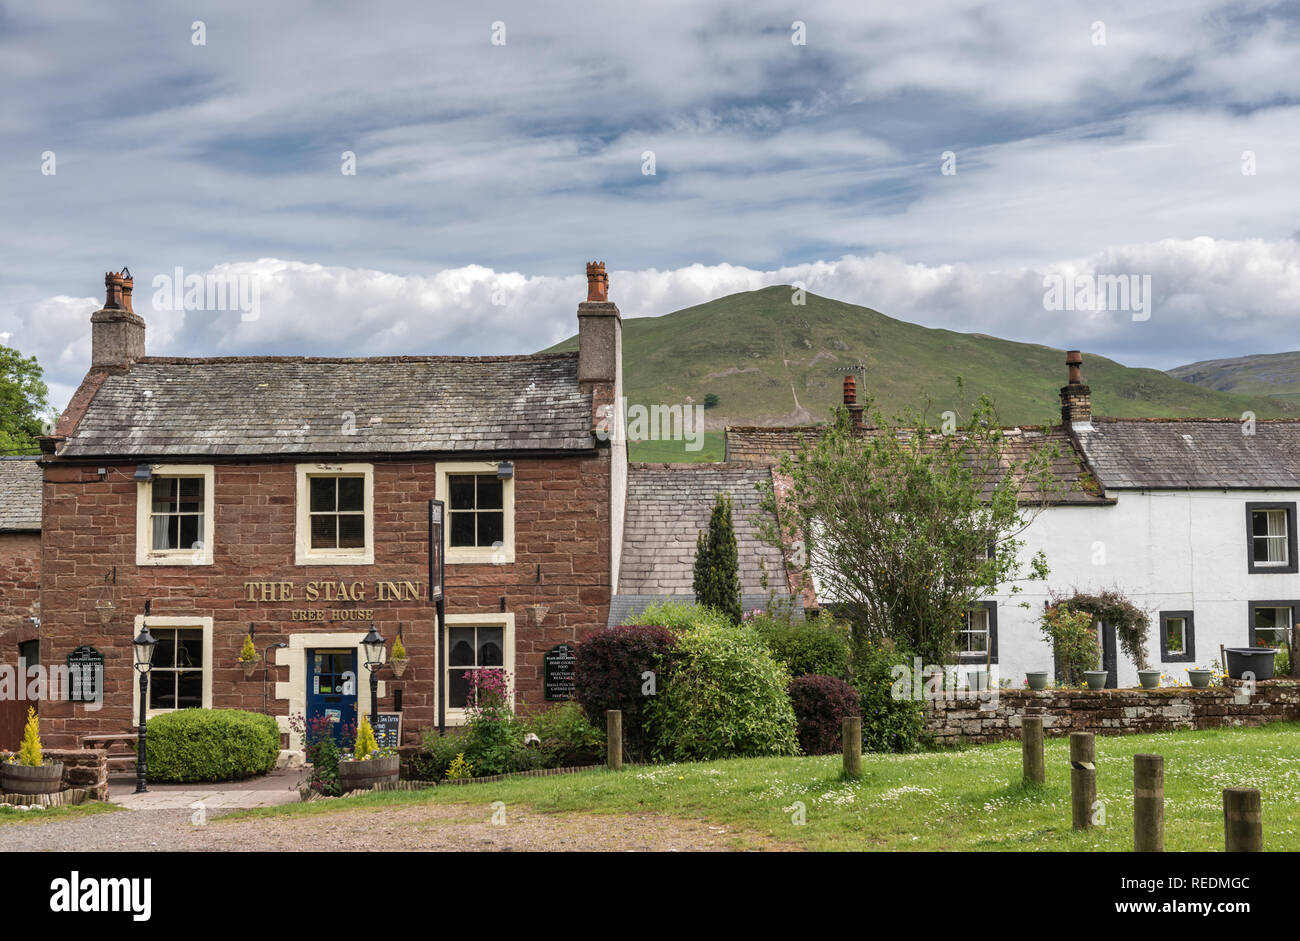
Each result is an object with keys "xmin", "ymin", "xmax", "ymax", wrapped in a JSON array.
[
  {"xmin": 1070, "ymin": 732, "xmax": 1096, "ymax": 831},
  {"xmin": 842, "ymin": 716, "xmax": 862, "ymax": 778},
  {"xmin": 1224, "ymin": 788, "xmax": 1262, "ymax": 852},
  {"xmin": 606, "ymin": 709, "xmax": 622, "ymax": 771},
  {"xmin": 1021, "ymin": 717, "xmax": 1044, "ymax": 786},
  {"xmin": 1133, "ymin": 754, "xmax": 1164, "ymax": 852}
]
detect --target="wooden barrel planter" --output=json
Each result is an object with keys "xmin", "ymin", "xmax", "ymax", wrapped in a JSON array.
[
  {"xmin": 1, "ymin": 762, "xmax": 64, "ymax": 795},
  {"xmin": 337, "ymin": 755, "xmax": 399, "ymax": 791}
]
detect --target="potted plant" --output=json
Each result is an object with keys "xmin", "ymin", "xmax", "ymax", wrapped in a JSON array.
[
  {"xmin": 237, "ymin": 634, "xmax": 260, "ymax": 679},
  {"xmin": 390, "ymin": 633, "xmax": 409, "ymax": 678},
  {"xmin": 337, "ymin": 715, "xmax": 400, "ymax": 791},
  {"xmin": 1083, "ymin": 670, "xmax": 1109, "ymax": 690},
  {"xmin": 1039, "ymin": 603, "xmax": 1099, "ymax": 688},
  {"xmin": 1137, "ymin": 668, "xmax": 1162, "ymax": 689},
  {"xmin": 1025, "ymin": 671, "xmax": 1049, "ymax": 691},
  {"xmin": 1187, "ymin": 666, "xmax": 1216, "ymax": 688},
  {"xmin": 1, "ymin": 708, "xmax": 64, "ymax": 795},
  {"xmin": 1224, "ymin": 644, "xmax": 1278, "ymax": 681}
]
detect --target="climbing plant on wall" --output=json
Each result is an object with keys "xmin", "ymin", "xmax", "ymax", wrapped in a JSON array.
[{"xmin": 1050, "ymin": 587, "xmax": 1151, "ymax": 671}]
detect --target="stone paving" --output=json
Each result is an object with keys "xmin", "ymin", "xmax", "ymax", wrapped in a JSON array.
[{"xmin": 107, "ymin": 768, "xmax": 309, "ymax": 810}]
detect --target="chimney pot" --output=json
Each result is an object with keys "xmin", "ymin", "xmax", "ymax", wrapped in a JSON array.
[
  {"xmin": 1060, "ymin": 350, "xmax": 1091, "ymax": 427},
  {"xmin": 91, "ymin": 268, "xmax": 145, "ymax": 368},
  {"xmin": 843, "ymin": 374, "xmax": 857, "ymax": 405},
  {"xmin": 585, "ymin": 261, "xmax": 609, "ymax": 303}
]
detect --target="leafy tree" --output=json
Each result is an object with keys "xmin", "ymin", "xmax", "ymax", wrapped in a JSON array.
[
  {"xmin": 0, "ymin": 344, "xmax": 53, "ymax": 454},
  {"xmin": 761, "ymin": 390, "xmax": 1062, "ymax": 665},
  {"xmin": 702, "ymin": 392, "xmax": 719, "ymax": 409},
  {"xmin": 692, "ymin": 493, "xmax": 742, "ymax": 623}
]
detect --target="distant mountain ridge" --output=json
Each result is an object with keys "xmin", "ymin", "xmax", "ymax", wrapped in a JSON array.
[
  {"xmin": 1167, "ymin": 351, "xmax": 1300, "ymax": 409},
  {"xmin": 543, "ymin": 288, "xmax": 1294, "ymax": 441}
]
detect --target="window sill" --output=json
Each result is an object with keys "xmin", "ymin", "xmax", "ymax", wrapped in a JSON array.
[
  {"xmin": 446, "ymin": 546, "xmax": 514, "ymax": 565},
  {"xmin": 295, "ymin": 549, "xmax": 375, "ymax": 567},
  {"xmin": 137, "ymin": 552, "xmax": 212, "ymax": 567}
]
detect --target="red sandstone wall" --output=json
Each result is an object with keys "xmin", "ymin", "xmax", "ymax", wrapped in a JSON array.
[
  {"xmin": 0, "ymin": 531, "xmax": 41, "ymax": 650},
  {"xmin": 38, "ymin": 455, "xmax": 611, "ymax": 748}
]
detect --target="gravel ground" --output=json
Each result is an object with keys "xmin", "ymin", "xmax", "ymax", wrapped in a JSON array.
[{"xmin": 0, "ymin": 803, "xmax": 791, "ymax": 852}]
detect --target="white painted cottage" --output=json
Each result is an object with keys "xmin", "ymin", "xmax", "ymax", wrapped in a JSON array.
[{"xmin": 655, "ymin": 352, "xmax": 1300, "ymax": 688}]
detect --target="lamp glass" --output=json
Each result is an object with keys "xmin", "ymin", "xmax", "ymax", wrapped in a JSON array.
[
  {"xmin": 133, "ymin": 626, "xmax": 158, "ymax": 667},
  {"xmin": 362, "ymin": 625, "xmax": 385, "ymax": 666}
]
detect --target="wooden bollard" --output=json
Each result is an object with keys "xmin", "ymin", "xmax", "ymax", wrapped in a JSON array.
[
  {"xmin": 842, "ymin": 716, "xmax": 862, "ymax": 778},
  {"xmin": 1021, "ymin": 717, "xmax": 1044, "ymax": 786},
  {"xmin": 606, "ymin": 709, "xmax": 622, "ymax": 771},
  {"xmin": 1224, "ymin": 788, "xmax": 1262, "ymax": 852},
  {"xmin": 1133, "ymin": 754, "xmax": 1164, "ymax": 852},
  {"xmin": 1070, "ymin": 732, "xmax": 1096, "ymax": 831}
]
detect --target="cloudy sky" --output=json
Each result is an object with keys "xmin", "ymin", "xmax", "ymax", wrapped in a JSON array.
[{"xmin": 3, "ymin": 0, "xmax": 1299, "ymax": 409}]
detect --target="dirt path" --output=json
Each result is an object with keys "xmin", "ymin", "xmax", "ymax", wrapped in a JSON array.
[{"xmin": 1, "ymin": 802, "xmax": 794, "ymax": 852}]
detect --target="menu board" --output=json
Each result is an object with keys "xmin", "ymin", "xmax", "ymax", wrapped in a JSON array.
[{"xmin": 543, "ymin": 644, "xmax": 576, "ymax": 701}]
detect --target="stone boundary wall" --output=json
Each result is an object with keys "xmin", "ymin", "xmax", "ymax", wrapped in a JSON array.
[
  {"xmin": 925, "ymin": 679, "xmax": 1300, "ymax": 745},
  {"xmin": 45, "ymin": 749, "xmax": 110, "ymax": 801}
]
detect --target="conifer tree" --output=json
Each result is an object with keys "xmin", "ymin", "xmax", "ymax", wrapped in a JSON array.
[{"xmin": 693, "ymin": 492, "xmax": 742, "ymax": 623}]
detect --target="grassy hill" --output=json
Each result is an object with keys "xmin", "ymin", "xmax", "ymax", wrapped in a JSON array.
[
  {"xmin": 545, "ymin": 287, "xmax": 1294, "ymax": 460},
  {"xmin": 1167, "ymin": 351, "xmax": 1300, "ymax": 409}
]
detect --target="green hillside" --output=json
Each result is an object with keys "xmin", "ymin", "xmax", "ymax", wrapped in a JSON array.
[
  {"xmin": 546, "ymin": 288, "xmax": 1293, "ymax": 461},
  {"xmin": 1167, "ymin": 351, "xmax": 1300, "ymax": 409}
]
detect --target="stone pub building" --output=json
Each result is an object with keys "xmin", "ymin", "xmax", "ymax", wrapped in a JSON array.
[{"xmin": 36, "ymin": 264, "xmax": 626, "ymax": 754}]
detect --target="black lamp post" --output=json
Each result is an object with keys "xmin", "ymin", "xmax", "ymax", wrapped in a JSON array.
[
  {"xmin": 132, "ymin": 606, "xmax": 158, "ymax": 794},
  {"xmin": 361, "ymin": 625, "xmax": 386, "ymax": 723}
]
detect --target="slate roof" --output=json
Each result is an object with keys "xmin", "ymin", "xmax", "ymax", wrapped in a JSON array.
[
  {"xmin": 1074, "ymin": 418, "xmax": 1300, "ymax": 489},
  {"xmin": 618, "ymin": 463, "xmax": 791, "ymax": 596},
  {"xmin": 725, "ymin": 425, "xmax": 1110, "ymax": 505},
  {"xmin": 58, "ymin": 354, "xmax": 595, "ymax": 457},
  {"xmin": 0, "ymin": 457, "xmax": 42, "ymax": 531}
]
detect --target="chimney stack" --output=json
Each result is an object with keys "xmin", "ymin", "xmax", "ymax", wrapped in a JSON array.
[
  {"xmin": 577, "ymin": 261, "xmax": 622, "ymax": 432},
  {"xmin": 91, "ymin": 268, "xmax": 146, "ymax": 368},
  {"xmin": 843, "ymin": 374, "xmax": 864, "ymax": 431},
  {"xmin": 1060, "ymin": 350, "xmax": 1092, "ymax": 428}
]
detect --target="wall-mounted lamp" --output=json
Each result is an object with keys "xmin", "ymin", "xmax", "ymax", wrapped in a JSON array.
[
  {"xmin": 496, "ymin": 461, "xmax": 514, "ymax": 479},
  {"xmin": 133, "ymin": 464, "xmax": 153, "ymax": 482}
]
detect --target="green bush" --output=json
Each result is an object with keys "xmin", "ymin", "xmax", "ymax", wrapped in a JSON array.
[
  {"xmin": 629, "ymin": 600, "xmax": 732, "ymax": 632},
  {"xmin": 748, "ymin": 612, "xmax": 852, "ymax": 679},
  {"xmin": 412, "ymin": 729, "xmax": 467, "ymax": 781},
  {"xmin": 854, "ymin": 638, "xmax": 926, "ymax": 753},
  {"xmin": 647, "ymin": 622, "xmax": 799, "ymax": 761},
  {"xmin": 146, "ymin": 709, "xmax": 280, "ymax": 782},
  {"xmin": 521, "ymin": 702, "xmax": 605, "ymax": 767}
]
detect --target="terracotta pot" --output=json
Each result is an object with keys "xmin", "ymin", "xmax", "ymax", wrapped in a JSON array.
[
  {"xmin": 1, "ymin": 762, "xmax": 64, "ymax": 795},
  {"xmin": 337, "ymin": 755, "xmax": 399, "ymax": 791},
  {"xmin": 390, "ymin": 657, "xmax": 409, "ymax": 678}
]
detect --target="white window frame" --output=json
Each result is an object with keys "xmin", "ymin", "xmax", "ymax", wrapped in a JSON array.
[
  {"xmin": 442, "ymin": 612, "xmax": 515, "ymax": 726},
  {"xmin": 135, "ymin": 464, "xmax": 215, "ymax": 566},
  {"xmin": 959, "ymin": 607, "xmax": 990, "ymax": 657},
  {"xmin": 436, "ymin": 461, "xmax": 515, "ymax": 564},
  {"xmin": 131, "ymin": 615, "xmax": 214, "ymax": 718},
  {"xmin": 295, "ymin": 463, "xmax": 375, "ymax": 566}
]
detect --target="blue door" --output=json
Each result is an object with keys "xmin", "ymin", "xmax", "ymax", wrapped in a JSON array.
[{"xmin": 306, "ymin": 649, "xmax": 358, "ymax": 749}]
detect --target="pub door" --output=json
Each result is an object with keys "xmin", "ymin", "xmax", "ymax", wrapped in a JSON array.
[{"xmin": 306, "ymin": 649, "xmax": 358, "ymax": 749}]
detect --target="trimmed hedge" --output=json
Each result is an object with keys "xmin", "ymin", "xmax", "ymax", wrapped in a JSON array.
[
  {"xmin": 749, "ymin": 613, "xmax": 853, "ymax": 680},
  {"xmin": 788, "ymin": 674, "xmax": 861, "ymax": 755},
  {"xmin": 146, "ymin": 709, "xmax": 280, "ymax": 782}
]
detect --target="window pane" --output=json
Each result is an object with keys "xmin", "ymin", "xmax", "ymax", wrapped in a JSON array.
[
  {"xmin": 176, "ymin": 670, "xmax": 203, "ymax": 709},
  {"xmin": 151, "ymin": 478, "xmax": 178, "ymax": 513},
  {"xmin": 450, "ymin": 513, "xmax": 475, "ymax": 547},
  {"xmin": 448, "ymin": 669, "xmax": 471, "ymax": 709},
  {"xmin": 1252, "ymin": 510, "xmax": 1270, "ymax": 538},
  {"xmin": 479, "ymin": 627, "xmax": 504, "ymax": 666},
  {"xmin": 449, "ymin": 476, "xmax": 475, "ymax": 511},
  {"xmin": 477, "ymin": 476, "xmax": 504, "ymax": 510},
  {"xmin": 337, "ymin": 477, "xmax": 364, "ymax": 512},
  {"xmin": 153, "ymin": 630, "xmax": 177, "ymax": 669},
  {"xmin": 310, "ymin": 477, "xmax": 336, "ymax": 513},
  {"xmin": 177, "ymin": 630, "xmax": 204, "ymax": 668},
  {"xmin": 1166, "ymin": 618, "xmax": 1184, "ymax": 652},
  {"xmin": 179, "ymin": 514, "xmax": 199, "ymax": 549},
  {"xmin": 337, "ymin": 514, "xmax": 365, "ymax": 548},
  {"xmin": 478, "ymin": 511, "xmax": 504, "ymax": 547},
  {"xmin": 165, "ymin": 515, "xmax": 181, "ymax": 550},
  {"xmin": 149, "ymin": 674, "xmax": 177, "ymax": 710},
  {"xmin": 177, "ymin": 478, "xmax": 203, "ymax": 512},
  {"xmin": 448, "ymin": 629, "xmax": 476, "ymax": 667},
  {"xmin": 310, "ymin": 515, "xmax": 337, "ymax": 549}
]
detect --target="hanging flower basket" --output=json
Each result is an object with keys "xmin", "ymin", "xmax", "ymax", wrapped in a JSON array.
[
  {"xmin": 239, "ymin": 658, "xmax": 260, "ymax": 679},
  {"xmin": 94, "ymin": 600, "xmax": 115, "ymax": 626},
  {"xmin": 390, "ymin": 657, "xmax": 410, "ymax": 678}
]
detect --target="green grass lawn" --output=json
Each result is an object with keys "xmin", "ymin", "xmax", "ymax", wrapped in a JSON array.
[
  {"xmin": 0, "ymin": 800, "xmax": 121, "ymax": 826},
  {"xmin": 228, "ymin": 723, "xmax": 1300, "ymax": 851}
]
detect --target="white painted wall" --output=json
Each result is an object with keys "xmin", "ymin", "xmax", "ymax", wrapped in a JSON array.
[{"xmin": 989, "ymin": 489, "xmax": 1300, "ymax": 686}]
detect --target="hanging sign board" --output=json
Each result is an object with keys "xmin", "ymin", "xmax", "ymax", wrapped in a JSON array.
[{"xmin": 66, "ymin": 645, "xmax": 104, "ymax": 703}]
